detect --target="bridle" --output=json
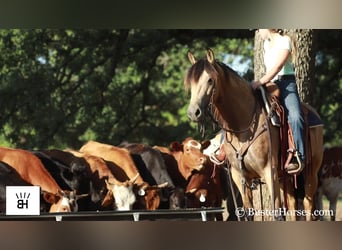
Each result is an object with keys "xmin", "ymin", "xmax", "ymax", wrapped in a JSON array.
[{"xmin": 205, "ymin": 63, "xmax": 259, "ymax": 135}]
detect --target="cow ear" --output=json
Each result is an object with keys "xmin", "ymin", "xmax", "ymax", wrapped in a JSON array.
[
  {"xmin": 105, "ymin": 179, "xmax": 114, "ymax": 190},
  {"xmin": 42, "ymin": 191, "xmax": 59, "ymax": 204},
  {"xmin": 170, "ymin": 142, "xmax": 182, "ymax": 152},
  {"xmin": 201, "ymin": 140, "xmax": 211, "ymax": 150}
]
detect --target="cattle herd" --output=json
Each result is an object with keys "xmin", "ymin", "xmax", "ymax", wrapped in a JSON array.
[
  {"xmin": 0, "ymin": 138, "xmax": 237, "ymax": 220},
  {"xmin": 0, "ymin": 137, "xmax": 341, "ymax": 221}
]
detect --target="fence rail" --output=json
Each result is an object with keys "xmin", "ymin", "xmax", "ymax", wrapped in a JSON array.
[{"xmin": 0, "ymin": 207, "xmax": 224, "ymax": 221}]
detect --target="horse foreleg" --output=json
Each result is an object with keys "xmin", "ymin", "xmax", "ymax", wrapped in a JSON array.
[
  {"xmin": 264, "ymin": 164, "xmax": 283, "ymax": 221},
  {"xmin": 231, "ymin": 167, "xmax": 254, "ymax": 221},
  {"xmin": 281, "ymin": 177, "xmax": 297, "ymax": 221}
]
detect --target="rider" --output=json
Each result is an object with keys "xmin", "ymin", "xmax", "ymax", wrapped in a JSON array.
[{"xmin": 251, "ymin": 29, "xmax": 305, "ymax": 174}]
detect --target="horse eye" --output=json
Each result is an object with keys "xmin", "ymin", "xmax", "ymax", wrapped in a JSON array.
[{"xmin": 208, "ymin": 78, "xmax": 213, "ymax": 85}]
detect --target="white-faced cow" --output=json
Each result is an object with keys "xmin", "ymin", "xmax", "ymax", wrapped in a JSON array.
[
  {"xmin": 79, "ymin": 141, "xmax": 168, "ymax": 210},
  {"xmin": 66, "ymin": 149, "xmax": 138, "ymax": 211}
]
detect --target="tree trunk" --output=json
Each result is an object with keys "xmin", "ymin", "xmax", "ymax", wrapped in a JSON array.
[{"xmin": 287, "ymin": 29, "xmax": 316, "ymax": 104}]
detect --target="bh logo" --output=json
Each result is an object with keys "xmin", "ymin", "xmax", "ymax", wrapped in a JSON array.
[
  {"xmin": 6, "ymin": 186, "xmax": 40, "ymax": 215},
  {"xmin": 16, "ymin": 192, "xmax": 30, "ymax": 209}
]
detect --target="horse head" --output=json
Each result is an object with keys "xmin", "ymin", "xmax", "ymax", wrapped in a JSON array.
[{"xmin": 185, "ymin": 49, "xmax": 218, "ymax": 123}]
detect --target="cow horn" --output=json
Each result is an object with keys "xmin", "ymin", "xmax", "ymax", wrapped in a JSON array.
[
  {"xmin": 107, "ymin": 177, "xmax": 120, "ymax": 185},
  {"xmin": 105, "ymin": 179, "xmax": 113, "ymax": 189},
  {"xmin": 129, "ymin": 173, "xmax": 140, "ymax": 184},
  {"xmin": 157, "ymin": 182, "xmax": 169, "ymax": 188},
  {"xmin": 76, "ymin": 193, "xmax": 89, "ymax": 200}
]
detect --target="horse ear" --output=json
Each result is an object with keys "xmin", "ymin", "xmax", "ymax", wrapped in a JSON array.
[
  {"xmin": 187, "ymin": 51, "xmax": 197, "ymax": 65},
  {"xmin": 206, "ymin": 48, "xmax": 215, "ymax": 64}
]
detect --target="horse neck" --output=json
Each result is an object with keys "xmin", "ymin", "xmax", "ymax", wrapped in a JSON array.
[{"xmin": 214, "ymin": 73, "xmax": 256, "ymax": 132}]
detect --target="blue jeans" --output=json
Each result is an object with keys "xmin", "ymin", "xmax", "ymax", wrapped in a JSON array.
[{"xmin": 275, "ymin": 79, "xmax": 305, "ymax": 161}]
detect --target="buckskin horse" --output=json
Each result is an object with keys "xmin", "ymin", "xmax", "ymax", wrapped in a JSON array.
[{"xmin": 184, "ymin": 49, "xmax": 324, "ymax": 221}]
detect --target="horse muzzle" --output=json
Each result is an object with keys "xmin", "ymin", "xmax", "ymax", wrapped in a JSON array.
[{"xmin": 187, "ymin": 104, "xmax": 203, "ymax": 122}]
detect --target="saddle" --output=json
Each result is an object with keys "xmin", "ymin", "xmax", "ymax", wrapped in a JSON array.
[{"xmin": 259, "ymin": 83, "xmax": 311, "ymax": 176}]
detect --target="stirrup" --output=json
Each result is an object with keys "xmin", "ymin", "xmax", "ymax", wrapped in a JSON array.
[{"xmin": 285, "ymin": 151, "xmax": 304, "ymax": 175}]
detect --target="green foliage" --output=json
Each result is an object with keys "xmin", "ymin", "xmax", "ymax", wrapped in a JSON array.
[
  {"xmin": 313, "ymin": 31, "xmax": 342, "ymax": 146},
  {"xmin": 0, "ymin": 29, "xmax": 341, "ymax": 149}
]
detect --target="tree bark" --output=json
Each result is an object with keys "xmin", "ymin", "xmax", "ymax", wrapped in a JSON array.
[{"xmin": 287, "ymin": 29, "xmax": 316, "ymax": 104}]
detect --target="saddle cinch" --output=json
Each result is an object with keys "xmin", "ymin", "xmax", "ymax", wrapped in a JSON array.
[{"xmin": 259, "ymin": 82, "xmax": 323, "ymax": 175}]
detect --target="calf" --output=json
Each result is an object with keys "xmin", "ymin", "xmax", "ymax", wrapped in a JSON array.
[
  {"xmin": 66, "ymin": 149, "xmax": 138, "ymax": 211},
  {"xmin": 80, "ymin": 141, "xmax": 166, "ymax": 210},
  {"xmin": 315, "ymin": 146, "xmax": 342, "ymax": 221},
  {"xmin": 0, "ymin": 147, "xmax": 80, "ymax": 213}
]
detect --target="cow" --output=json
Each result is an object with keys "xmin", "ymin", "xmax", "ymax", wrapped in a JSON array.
[
  {"xmin": 66, "ymin": 149, "xmax": 138, "ymax": 211},
  {"xmin": 155, "ymin": 137, "xmax": 242, "ymax": 220},
  {"xmin": 32, "ymin": 149, "xmax": 94, "ymax": 211},
  {"xmin": 119, "ymin": 142, "xmax": 176, "ymax": 209},
  {"xmin": 154, "ymin": 137, "xmax": 210, "ymax": 181},
  {"xmin": 0, "ymin": 147, "xmax": 82, "ymax": 213},
  {"xmin": 79, "ymin": 140, "xmax": 167, "ymax": 210},
  {"xmin": 153, "ymin": 146, "xmax": 188, "ymax": 209},
  {"xmin": 315, "ymin": 146, "xmax": 342, "ymax": 221},
  {"xmin": 153, "ymin": 138, "xmax": 212, "ymax": 210},
  {"xmin": 186, "ymin": 162, "xmax": 228, "ymax": 220}
]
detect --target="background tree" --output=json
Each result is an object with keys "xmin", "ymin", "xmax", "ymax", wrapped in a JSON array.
[{"xmin": 0, "ymin": 29, "xmax": 341, "ymax": 153}]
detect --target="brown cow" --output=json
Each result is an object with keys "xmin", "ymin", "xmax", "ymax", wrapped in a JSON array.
[
  {"xmin": 154, "ymin": 138, "xmax": 211, "ymax": 210},
  {"xmin": 154, "ymin": 137, "xmax": 210, "ymax": 181},
  {"xmin": 66, "ymin": 149, "xmax": 138, "ymax": 211},
  {"xmin": 79, "ymin": 141, "xmax": 167, "ymax": 210},
  {"xmin": 315, "ymin": 146, "xmax": 342, "ymax": 221},
  {"xmin": 186, "ymin": 161, "xmax": 227, "ymax": 220},
  {"xmin": 0, "ymin": 147, "xmax": 83, "ymax": 213}
]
